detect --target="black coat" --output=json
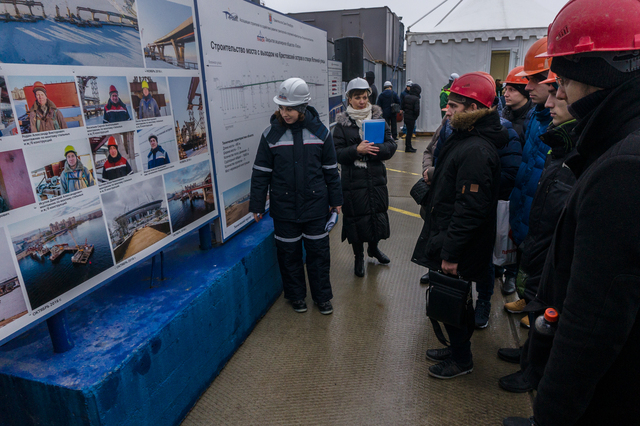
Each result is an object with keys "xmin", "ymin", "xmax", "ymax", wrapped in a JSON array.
[
  {"xmin": 333, "ymin": 105, "xmax": 397, "ymax": 243},
  {"xmin": 402, "ymin": 84, "xmax": 421, "ymax": 121},
  {"xmin": 529, "ymin": 77, "xmax": 640, "ymax": 425},
  {"xmin": 376, "ymin": 89, "xmax": 400, "ymax": 120},
  {"xmin": 519, "ymin": 120, "xmax": 577, "ymax": 303},
  {"xmin": 412, "ymin": 108, "xmax": 506, "ymax": 281},
  {"xmin": 502, "ymin": 99, "xmax": 533, "ymax": 146},
  {"xmin": 249, "ymin": 106, "xmax": 343, "ymax": 222}
]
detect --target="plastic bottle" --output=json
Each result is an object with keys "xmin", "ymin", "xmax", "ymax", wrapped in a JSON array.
[{"xmin": 534, "ymin": 307, "xmax": 559, "ymax": 336}]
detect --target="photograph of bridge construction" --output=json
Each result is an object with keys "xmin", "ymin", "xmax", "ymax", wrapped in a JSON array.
[
  {"xmin": 0, "ymin": 227, "xmax": 28, "ymax": 328},
  {"xmin": 8, "ymin": 195, "xmax": 113, "ymax": 309},
  {"xmin": 77, "ymin": 76, "xmax": 133, "ymax": 127},
  {"xmin": 164, "ymin": 160, "xmax": 214, "ymax": 232},
  {"xmin": 101, "ymin": 176, "xmax": 170, "ymax": 263},
  {"xmin": 24, "ymin": 139, "xmax": 94, "ymax": 200},
  {"xmin": 0, "ymin": 149, "xmax": 36, "ymax": 213},
  {"xmin": 168, "ymin": 77, "xmax": 208, "ymax": 159},
  {"xmin": 0, "ymin": 76, "xmax": 17, "ymax": 137},
  {"xmin": 137, "ymin": 0, "xmax": 197, "ymax": 70},
  {"xmin": 223, "ymin": 179, "xmax": 251, "ymax": 228},
  {"xmin": 0, "ymin": 0, "xmax": 142, "ymax": 67}
]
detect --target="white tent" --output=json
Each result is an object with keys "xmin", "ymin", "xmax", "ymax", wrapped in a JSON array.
[{"xmin": 405, "ymin": 0, "xmax": 566, "ymax": 133}]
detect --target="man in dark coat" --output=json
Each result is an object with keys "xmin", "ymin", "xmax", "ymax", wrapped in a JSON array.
[
  {"xmin": 102, "ymin": 136, "xmax": 133, "ymax": 180},
  {"xmin": 365, "ymin": 71, "xmax": 378, "ymax": 105},
  {"xmin": 103, "ymin": 85, "xmax": 131, "ymax": 123},
  {"xmin": 147, "ymin": 134, "xmax": 170, "ymax": 169},
  {"xmin": 503, "ymin": 1, "xmax": 640, "ymax": 424},
  {"xmin": 376, "ymin": 81, "xmax": 400, "ymax": 140},
  {"xmin": 401, "ymin": 84, "xmax": 421, "ymax": 153},
  {"xmin": 412, "ymin": 72, "xmax": 506, "ymax": 379}
]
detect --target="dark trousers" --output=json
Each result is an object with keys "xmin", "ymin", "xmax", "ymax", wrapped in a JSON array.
[
  {"xmin": 476, "ymin": 261, "xmax": 496, "ymax": 303},
  {"xmin": 351, "ymin": 240, "xmax": 379, "ymax": 257},
  {"xmin": 385, "ymin": 116, "xmax": 397, "ymax": 139},
  {"xmin": 273, "ymin": 218, "xmax": 332, "ymax": 303},
  {"xmin": 405, "ymin": 118, "xmax": 416, "ymax": 148},
  {"xmin": 443, "ymin": 321, "xmax": 473, "ymax": 364}
]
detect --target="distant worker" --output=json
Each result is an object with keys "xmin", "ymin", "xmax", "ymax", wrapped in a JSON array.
[
  {"xmin": 401, "ymin": 83, "xmax": 421, "ymax": 153},
  {"xmin": 365, "ymin": 71, "xmax": 379, "ymax": 105},
  {"xmin": 103, "ymin": 85, "xmax": 131, "ymax": 123},
  {"xmin": 102, "ymin": 136, "xmax": 133, "ymax": 180},
  {"xmin": 138, "ymin": 80, "xmax": 161, "ymax": 119},
  {"xmin": 147, "ymin": 134, "xmax": 170, "ymax": 169},
  {"xmin": 440, "ymin": 73, "xmax": 459, "ymax": 118},
  {"xmin": 495, "ymin": 79, "xmax": 503, "ymax": 97},
  {"xmin": 376, "ymin": 81, "xmax": 401, "ymax": 140},
  {"xmin": 250, "ymin": 77, "xmax": 343, "ymax": 315},
  {"xmin": 400, "ymin": 80, "xmax": 412, "ymax": 105},
  {"xmin": 60, "ymin": 145, "xmax": 95, "ymax": 194},
  {"xmin": 29, "ymin": 81, "xmax": 68, "ymax": 133}
]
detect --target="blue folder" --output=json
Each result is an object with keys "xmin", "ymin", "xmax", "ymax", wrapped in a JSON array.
[{"xmin": 363, "ymin": 119, "xmax": 385, "ymax": 144}]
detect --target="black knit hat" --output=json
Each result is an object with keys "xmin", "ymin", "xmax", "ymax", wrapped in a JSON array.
[
  {"xmin": 551, "ymin": 55, "xmax": 640, "ymax": 89},
  {"xmin": 505, "ymin": 83, "xmax": 529, "ymax": 99},
  {"xmin": 291, "ymin": 103, "xmax": 307, "ymax": 115}
]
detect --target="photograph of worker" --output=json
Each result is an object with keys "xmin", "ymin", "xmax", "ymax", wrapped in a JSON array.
[
  {"xmin": 0, "ymin": 0, "xmax": 143, "ymax": 68},
  {"xmin": 24, "ymin": 139, "xmax": 95, "ymax": 201},
  {"xmin": 77, "ymin": 76, "xmax": 134, "ymax": 127},
  {"xmin": 168, "ymin": 77, "xmax": 208, "ymax": 159},
  {"xmin": 137, "ymin": 125, "xmax": 177, "ymax": 171},
  {"xmin": 101, "ymin": 176, "xmax": 170, "ymax": 264},
  {"xmin": 0, "ymin": 76, "xmax": 18, "ymax": 137},
  {"xmin": 0, "ymin": 149, "xmax": 36, "ymax": 213},
  {"xmin": 164, "ymin": 160, "xmax": 215, "ymax": 232},
  {"xmin": 0, "ymin": 227, "xmax": 28, "ymax": 328},
  {"xmin": 223, "ymin": 179, "xmax": 251, "ymax": 228},
  {"xmin": 8, "ymin": 195, "xmax": 113, "ymax": 310},
  {"xmin": 8, "ymin": 76, "xmax": 83, "ymax": 134},
  {"xmin": 137, "ymin": 0, "xmax": 198, "ymax": 71},
  {"xmin": 129, "ymin": 77, "xmax": 171, "ymax": 120},
  {"xmin": 90, "ymin": 132, "xmax": 138, "ymax": 183}
]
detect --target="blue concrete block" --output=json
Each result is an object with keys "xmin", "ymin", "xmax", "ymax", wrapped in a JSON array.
[{"xmin": 0, "ymin": 217, "xmax": 282, "ymax": 426}]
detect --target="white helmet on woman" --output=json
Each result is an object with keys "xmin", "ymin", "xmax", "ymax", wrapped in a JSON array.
[
  {"xmin": 273, "ymin": 78, "xmax": 311, "ymax": 106},
  {"xmin": 346, "ymin": 77, "xmax": 371, "ymax": 96}
]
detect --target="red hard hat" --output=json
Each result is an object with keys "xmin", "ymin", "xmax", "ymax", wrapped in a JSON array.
[
  {"xmin": 449, "ymin": 72, "xmax": 496, "ymax": 108},
  {"xmin": 107, "ymin": 136, "xmax": 118, "ymax": 147},
  {"xmin": 516, "ymin": 37, "xmax": 552, "ymax": 77},
  {"xmin": 541, "ymin": 71, "xmax": 558, "ymax": 85},
  {"xmin": 505, "ymin": 66, "xmax": 528, "ymax": 85},
  {"xmin": 539, "ymin": 0, "xmax": 640, "ymax": 58}
]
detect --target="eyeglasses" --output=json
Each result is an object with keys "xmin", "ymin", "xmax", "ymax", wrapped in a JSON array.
[{"xmin": 555, "ymin": 76, "xmax": 568, "ymax": 87}]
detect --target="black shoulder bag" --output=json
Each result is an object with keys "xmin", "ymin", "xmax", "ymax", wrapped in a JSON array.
[{"xmin": 425, "ymin": 270, "xmax": 474, "ymax": 345}]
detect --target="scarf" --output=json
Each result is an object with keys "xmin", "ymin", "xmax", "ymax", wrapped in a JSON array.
[{"xmin": 347, "ymin": 104, "xmax": 372, "ymax": 138}]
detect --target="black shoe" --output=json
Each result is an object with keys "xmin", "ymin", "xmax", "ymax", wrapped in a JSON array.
[
  {"xmin": 502, "ymin": 276, "xmax": 516, "ymax": 295},
  {"xmin": 475, "ymin": 299, "xmax": 491, "ymax": 329},
  {"xmin": 497, "ymin": 347, "xmax": 522, "ymax": 364},
  {"xmin": 499, "ymin": 370, "xmax": 533, "ymax": 393},
  {"xmin": 503, "ymin": 417, "xmax": 535, "ymax": 426},
  {"xmin": 291, "ymin": 300, "xmax": 307, "ymax": 313},
  {"xmin": 367, "ymin": 247, "xmax": 390, "ymax": 264},
  {"xmin": 428, "ymin": 358, "xmax": 473, "ymax": 379},
  {"xmin": 420, "ymin": 272, "xmax": 430, "ymax": 284},
  {"xmin": 354, "ymin": 256, "xmax": 364, "ymax": 277},
  {"xmin": 426, "ymin": 347, "xmax": 451, "ymax": 362},
  {"xmin": 316, "ymin": 300, "xmax": 333, "ymax": 315},
  {"xmin": 405, "ymin": 147, "xmax": 417, "ymax": 153}
]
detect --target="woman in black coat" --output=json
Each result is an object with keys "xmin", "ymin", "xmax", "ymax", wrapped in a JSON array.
[
  {"xmin": 401, "ymin": 83, "xmax": 421, "ymax": 152},
  {"xmin": 333, "ymin": 77, "xmax": 397, "ymax": 277}
]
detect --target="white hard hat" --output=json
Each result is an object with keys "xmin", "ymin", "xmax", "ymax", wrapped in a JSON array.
[
  {"xmin": 383, "ymin": 81, "xmax": 392, "ymax": 88},
  {"xmin": 346, "ymin": 77, "xmax": 371, "ymax": 96},
  {"xmin": 273, "ymin": 77, "xmax": 311, "ymax": 106},
  {"xmin": 450, "ymin": 73, "xmax": 460, "ymax": 80},
  {"xmin": 407, "ymin": 80, "xmax": 413, "ymax": 86}
]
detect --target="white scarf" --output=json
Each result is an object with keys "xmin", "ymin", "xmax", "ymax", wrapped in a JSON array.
[{"xmin": 347, "ymin": 104, "xmax": 372, "ymax": 139}]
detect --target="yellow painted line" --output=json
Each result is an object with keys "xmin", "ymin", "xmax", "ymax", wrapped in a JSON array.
[
  {"xmin": 387, "ymin": 167, "xmax": 421, "ymax": 176},
  {"xmin": 389, "ymin": 206, "xmax": 421, "ymax": 218}
]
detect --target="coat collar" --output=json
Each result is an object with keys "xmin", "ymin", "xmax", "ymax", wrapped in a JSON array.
[{"xmin": 336, "ymin": 105, "xmax": 383, "ymax": 127}]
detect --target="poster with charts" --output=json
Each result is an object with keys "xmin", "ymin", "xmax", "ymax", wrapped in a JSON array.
[
  {"xmin": 197, "ymin": 0, "xmax": 328, "ymax": 240},
  {"xmin": 0, "ymin": 0, "xmax": 218, "ymax": 346}
]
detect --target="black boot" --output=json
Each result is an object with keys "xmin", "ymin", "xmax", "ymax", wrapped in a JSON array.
[
  {"xmin": 367, "ymin": 242, "xmax": 390, "ymax": 264},
  {"xmin": 405, "ymin": 144, "xmax": 417, "ymax": 153},
  {"xmin": 353, "ymin": 243, "xmax": 365, "ymax": 277}
]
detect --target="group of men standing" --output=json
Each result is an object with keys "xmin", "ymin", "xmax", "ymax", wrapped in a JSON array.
[{"xmin": 413, "ymin": 0, "xmax": 640, "ymax": 424}]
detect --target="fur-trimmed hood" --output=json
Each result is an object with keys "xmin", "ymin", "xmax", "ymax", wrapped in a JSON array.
[
  {"xmin": 450, "ymin": 107, "xmax": 495, "ymax": 131},
  {"xmin": 450, "ymin": 107, "xmax": 508, "ymax": 151},
  {"xmin": 336, "ymin": 105, "xmax": 383, "ymax": 127}
]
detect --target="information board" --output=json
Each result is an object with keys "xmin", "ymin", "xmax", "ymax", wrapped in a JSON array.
[
  {"xmin": 197, "ymin": 0, "xmax": 328, "ymax": 239},
  {"xmin": 0, "ymin": 0, "xmax": 218, "ymax": 345}
]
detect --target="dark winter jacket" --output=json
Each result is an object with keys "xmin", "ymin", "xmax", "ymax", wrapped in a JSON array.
[
  {"xmin": 138, "ymin": 94, "xmax": 161, "ymax": 119},
  {"xmin": 526, "ymin": 79, "xmax": 640, "ymax": 425},
  {"xmin": 250, "ymin": 106, "xmax": 342, "ymax": 222},
  {"xmin": 502, "ymin": 99, "xmax": 533, "ymax": 145},
  {"xmin": 400, "ymin": 88, "xmax": 410, "ymax": 105},
  {"xmin": 147, "ymin": 145, "xmax": 170, "ymax": 169},
  {"xmin": 333, "ymin": 105, "xmax": 397, "ymax": 243},
  {"xmin": 29, "ymin": 99, "xmax": 68, "ymax": 133},
  {"xmin": 103, "ymin": 99, "xmax": 131, "ymax": 123},
  {"xmin": 518, "ymin": 120, "xmax": 577, "ymax": 303},
  {"xmin": 497, "ymin": 118, "xmax": 523, "ymax": 200},
  {"xmin": 412, "ymin": 107, "xmax": 506, "ymax": 280},
  {"xmin": 103, "ymin": 153, "xmax": 133, "ymax": 180},
  {"xmin": 509, "ymin": 104, "xmax": 552, "ymax": 245},
  {"xmin": 368, "ymin": 84, "xmax": 379, "ymax": 106},
  {"xmin": 402, "ymin": 85, "xmax": 421, "ymax": 122},
  {"xmin": 376, "ymin": 89, "xmax": 400, "ymax": 120}
]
